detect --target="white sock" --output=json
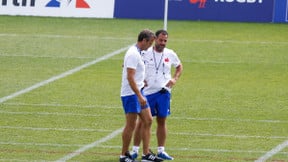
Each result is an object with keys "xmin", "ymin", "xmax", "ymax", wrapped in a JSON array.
[
  {"xmin": 158, "ymin": 146, "xmax": 165, "ymax": 153},
  {"xmin": 132, "ymin": 146, "xmax": 140, "ymax": 153}
]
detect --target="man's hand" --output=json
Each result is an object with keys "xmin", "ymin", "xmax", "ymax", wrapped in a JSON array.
[
  {"xmin": 138, "ymin": 94, "xmax": 147, "ymax": 107},
  {"xmin": 165, "ymin": 78, "xmax": 177, "ymax": 88}
]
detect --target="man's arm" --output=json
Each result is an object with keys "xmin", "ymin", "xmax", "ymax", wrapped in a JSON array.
[
  {"xmin": 166, "ymin": 63, "xmax": 183, "ymax": 88},
  {"xmin": 173, "ymin": 63, "xmax": 183, "ymax": 81},
  {"xmin": 127, "ymin": 68, "xmax": 146, "ymax": 106}
]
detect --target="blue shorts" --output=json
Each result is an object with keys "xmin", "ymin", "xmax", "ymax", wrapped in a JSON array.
[
  {"xmin": 146, "ymin": 90, "xmax": 171, "ymax": 117},
  {"xmin": 121, "ymin": 93, "xmax": 149, "ymax": 114}
]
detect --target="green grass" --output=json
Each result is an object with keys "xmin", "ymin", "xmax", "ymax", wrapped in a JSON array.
[{"xmin": 0, "ymin": 15, "xmax": 288, "ymax": 162}]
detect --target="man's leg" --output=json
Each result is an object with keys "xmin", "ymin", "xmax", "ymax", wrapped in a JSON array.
[
  {"xmin": 133, "ymin": 119, "xmax": 142, "ymax": 147},
  {"xmin": 121, "ymin": 113, "xmax": 138, "ymax": 155},
  {"xmin": 156, "ymin": 116, "xmax": 174, "ymax": 160},
  {"xmin": 156, "ymin": 117, "xmax": 167, "ymax": 147},
  {"xmin": 130, "ymin": 119, "xmax": 142, "ymax": 159},
  {"xmin": 138, "ymin": 108, "xmax": 153, "ymax": 155}
]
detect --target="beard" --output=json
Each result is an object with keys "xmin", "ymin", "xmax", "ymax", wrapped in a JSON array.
[{"xmin": 155, "ymin": 44, "xmax": 165, "ymax": 52}]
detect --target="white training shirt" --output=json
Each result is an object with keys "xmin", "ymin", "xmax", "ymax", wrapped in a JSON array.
[
  {"xmin": 142, "ymin": 47, "xmax": 181, "ymax": 95},
  {"xmin": 121, "ymin": 45, "xmax": 145, "ymax": 96}
]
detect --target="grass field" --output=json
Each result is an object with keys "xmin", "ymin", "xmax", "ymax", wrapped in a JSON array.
[{"xmin": 0, "ymin": 15, "xmax": 288, "ymax": 162}]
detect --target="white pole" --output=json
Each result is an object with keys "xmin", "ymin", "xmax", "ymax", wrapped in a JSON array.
[{"xmin": 164, "ymin": 0, "xmax": 168, "ymax": 30}]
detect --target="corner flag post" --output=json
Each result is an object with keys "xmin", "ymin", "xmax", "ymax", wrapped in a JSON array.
[{"xmin": 164, "ymin": 0, "xmax": 168, "ymax": 30}]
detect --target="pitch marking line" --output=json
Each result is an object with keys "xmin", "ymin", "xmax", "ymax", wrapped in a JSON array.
[
  {"xmin": 1, "ymin": 33, "xmax": 288, "ymax": 45},
  {"xmin": 0, "ymin": 45, "xmax": 131, "ymax": 104},
  {"xmin": 255, "ymin": 140, "xmax": 288, "ymax": 162},
  {"xmin": 2, "ymin": 109, "xmax": 288, "ymax": 124},
  {"xmin": 3, "ymin": 102, "xmax": 122, "ymax": 109},
  {"xmin": 0, "ymin": 33, "xmax": 133, "ymax": 41},
  {"xmin": 55, "ymin": 127, "xmax": 123, "ymax": 162},
  {"xmin": 1, "ymin": 126, "xmax": 287, "ymax": 139}
]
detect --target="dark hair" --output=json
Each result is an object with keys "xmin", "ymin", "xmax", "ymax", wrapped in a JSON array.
[
  {"xmin": 155, "ymin": 29, "xmax": 168, "ymax": 37},
  {"xmin": 137, "ymin": 29, "xmax": 155, "ymax": 42}
]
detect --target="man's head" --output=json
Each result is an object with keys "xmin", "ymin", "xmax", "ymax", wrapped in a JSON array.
[
  {"xmin": 137, "ymin": 29, "xmax": 155, "ymax": 51},
  {"xmin": 154, "ymin": 29, "xmax": 168, "ymax": 52}
]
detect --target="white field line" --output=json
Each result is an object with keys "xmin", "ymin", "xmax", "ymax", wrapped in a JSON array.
[
  {"xmin": 1, "ymin": 33, "xmax": 288, "ymax": 45},
  {"xmin": 95, "ymin": 145, "xmax": 288, "ymax": 155},
  {"xmin": 1, "ymin": 110, "xmax": 288, "ymax": 124},
  {"xmin": 171, "ymin": 132, "xmax": 288, "ymax": 139},
  {"xmin": 2, "ymin": 103, "xmax": 288, "ymax": 124},
  {"xmin": 2, "ymin": 102, "xmax": 122, "ymax": 109},
  {"xmin": 0, "ymin": 33, "xmax": 133, "ymax": 40},
  {"xmin": 2, "ymin": 102, "xmax": 288, "ymax": 124},
  {"xmin": 0, "ymin": 54, "xmax": 102, "ymax": 59},
  {"xmin": 171, "ymin": 116, "xmax": 288, "ymax": 124},
  {"xmin": 0, "ymin": 54, "xmax": 125, "ymax": 60},
  {"xmin": 0, "ymin": 54, "xmax": 286, "ymax": 66},
  {"xmin": 0, "ymin": 126, "xmax": 112, "ymax": 132},
  {"xmin": 0, "ymin": 111, "xmax": 122, "ymax": 117},
  {"xmin": 55, "ymin": 127, "xmax": 123, "ymax": 162},
  {"xmin": 0, "ymin": 159, "xmax": 40, "ymax": 162},
  {"xmin": 0, "ymin": 141, "xmax": 83, "ymax": 147},
  {"xmin": 0, "ymin": 45, "xmax": 131, "ymax": 104},
  {"xmin": 1, "ymin": 142, "xmax": 288, "ymax": 156},
  {"xmin": 179, "ymin": 39, "xmax": 288, "ymax": 45},
  {"xmin": 1, "ymin": 125, "xmax": 287, "ymax": 140},
  {"xmin": 255, "ymin": 140, "xmax": 288, "ymax": 162},
  {"xmin": 181, "ymin": 59, "xmax": 288, "ymax": 65}
]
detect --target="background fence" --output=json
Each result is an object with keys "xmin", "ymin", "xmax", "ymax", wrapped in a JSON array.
[{"xmin": 0, "ymin": 0, "xmax": 287, "ymax": 23}]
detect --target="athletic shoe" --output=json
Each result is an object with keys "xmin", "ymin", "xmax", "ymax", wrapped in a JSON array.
[
  {"xmin": 130, "ymin": 150, "xmax": 138, "ymax": 160},
  {"xmin": 157, "ymin": 151, "xmax": 174, "ymax": 160},
  {"xmin": 141, "ymin": 151, "xmax": 163, "ymax": 162},
  {"xmin": 119, "ymin": 151, "xmax": 137, "ymax": 162}
]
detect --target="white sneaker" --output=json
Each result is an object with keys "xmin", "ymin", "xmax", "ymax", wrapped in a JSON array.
[{"xmin": 157, "ymin": 151, "xmax": 174, "ymax": 160}]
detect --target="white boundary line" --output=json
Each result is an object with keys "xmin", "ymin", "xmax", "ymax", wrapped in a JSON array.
[
  {"xmin": 255, "ymin": 140, "xmax": 288, "ymax": 162},
  {"xmin": 0, "ymin": 54, "xmax": 101, "ymax": 59},
  {"xmin": 2, "ymin": 102, "xmax": 122, "ymax": 109},
  {"xmin": 0, "ymin": 111, "xmax": 120, "ymax": 117},
  {"xmin": 1, "ymin": 109, "xmax": 288, "ymax": 124},
  {"xmin": 0, "ymin": 126, "xmax": 112, "ymax": 132},
  {"xmin": 1, "ymin": 33, "xmax": 288, "ymax": 45},
  {"xmin": 0, "ymin": 142, "xmax": 287, "ymax": 156},
  {"xmin": 0, "ymin": 45, "xmax": 131, "ymax": 104},
  {"xmin": 1, "ymin": 126, "xmax": 287, "ymax": 139},
  {"xmin": 1, "ymin": 110, "xmax": 288, "ymax": 124},
  {"xmin": 0, "ymin": 33, "xmax": 133, "ymax": 40},
  {"xmin": 55, "ymin": 127, "xmax": 123, "ymax": 162}
]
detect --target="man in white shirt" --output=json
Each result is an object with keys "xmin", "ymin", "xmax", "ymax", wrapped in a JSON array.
[
  {"xmin": 131, "ymin": 29, "xmax": 183, "ymax": 160},
  {"xmin": 120, "ymin": 29, "xmax": 163, "ymax": 162}
]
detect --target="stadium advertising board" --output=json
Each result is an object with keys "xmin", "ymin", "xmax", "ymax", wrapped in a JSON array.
[
  {"xmin": 0, "ymin": 0, "xmax": 286, "ymax": 23},
  {"xmin": 114, "ymin": 0, "xmax": 274, "ymax": 22},
  {"xmin": 0, "ymin": 0, "xmax": 114, "ymax": 18}
]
